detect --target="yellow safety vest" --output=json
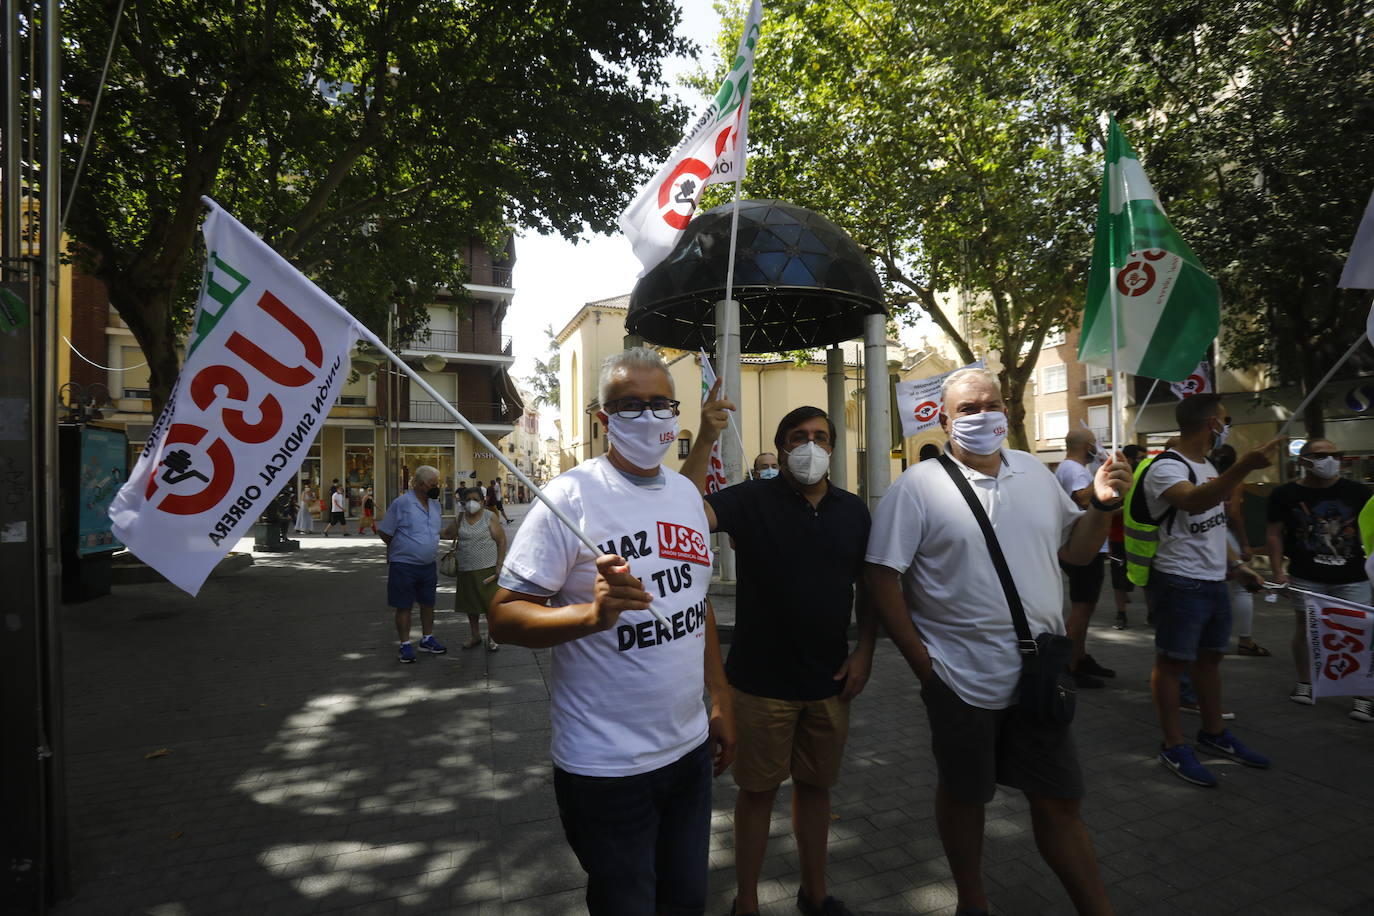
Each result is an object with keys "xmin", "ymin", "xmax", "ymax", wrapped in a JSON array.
[{"xmin": 1122, "ymin": 451, "xmax": 1195, "ymax": 586}]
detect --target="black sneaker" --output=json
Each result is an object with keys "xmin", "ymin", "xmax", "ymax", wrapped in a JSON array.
[
  {"xmin": 1072, "ymin": 668, "xmax": 1105, "ymax": 688},
  {"xmin": 1078, "ymin": 654, "xmax": 1116, "ymax": 678},
  {"xmin": 1113, "ymin": 612, "xmax": 1128, "ymax": 630},
  {"xmin": 796, "ymin": 890, "xmax": 855, "ymax": 916}
]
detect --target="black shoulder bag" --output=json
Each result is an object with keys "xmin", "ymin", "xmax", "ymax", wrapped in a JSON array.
[{"xmin": 936, "ymin": 454, "xmax": 1076, "ymax": 726}]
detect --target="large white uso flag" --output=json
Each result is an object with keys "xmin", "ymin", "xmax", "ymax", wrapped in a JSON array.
[
  {"xmin": 1305, "ymin": 596, "xmax": 1374, "ymax": 698},
  {"xmin": 618, "ymin": 0, "xmax": 762, "ymax": 274},
  {"xmin": 108, "ymin": 199, "xmax": 362, "ymax": 595},
  {"xmin": 894, "ymin": 360, "xmax": 984, "ymax": 438}
]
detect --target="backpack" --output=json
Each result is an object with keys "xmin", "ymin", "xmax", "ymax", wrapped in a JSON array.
[{"xmin": 1122, "ymin": 451, "xmax": 1197, "ymax": 586}]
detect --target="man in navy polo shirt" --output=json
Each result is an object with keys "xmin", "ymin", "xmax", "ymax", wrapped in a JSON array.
[
  {"xmin": 685, "ymin": 394, "xmax": 874, "ymax": 916},
  {"xmin": 377, "ymin": 465, "xmax": 447, "ymax": 664}
]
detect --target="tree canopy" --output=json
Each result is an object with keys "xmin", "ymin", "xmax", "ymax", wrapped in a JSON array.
[{"xmin": 60, "ymin": 0, "xmax": 692, "ymax": 411}]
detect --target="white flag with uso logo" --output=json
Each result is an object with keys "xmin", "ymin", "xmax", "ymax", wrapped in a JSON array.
[
  {"xmin": 108, "ymin": 198, "xmax": 362, "ymax": 595},
  {"xmin": 1306, "ymin": 597, "xmax": 1374, "ymax": 699},
  {"xmin": 618, "ymin": 0, "xmax": 762, "ymax": 274},
  {"xmin": 894, "ymin": 360, "xmax": 985, "ymax": 438}
]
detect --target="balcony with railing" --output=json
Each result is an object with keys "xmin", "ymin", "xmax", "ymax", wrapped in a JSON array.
[
  {"xmin": 466, "ymin": 264, "xmax": 514, "ymax": 290},
  {"xmin": 1081, "ymin": 375, "xmax": 1112, "ymax": 397},
  {"xmin": 401, "ymin": 328, "xmax": 513, "ymax": 360},
  {"xmin": 407, "ymin": 399, "xmax": 520, "ymax": 426}
]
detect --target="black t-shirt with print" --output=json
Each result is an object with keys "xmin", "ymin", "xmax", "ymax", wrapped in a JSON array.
[{"xmin": 1266, "ymin": 478, "xmax": 1372, "ymax": 583}]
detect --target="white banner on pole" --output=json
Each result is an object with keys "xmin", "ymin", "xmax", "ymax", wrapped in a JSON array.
[
  {"xmin": 1168, "ymin": 359, "xmax": 1212, "ymax": 399},
  {"xmin": 1339, "ymin": 188, "xmax": 1374, "ymax": 291},
  {"xmin": 1305, "ymin": 596, "xmax": 1374, "ymax": 699},
  {"xmin": 108, "ymin": 199, "xmax": 361, "ymax": 595},
  {"xmin": 894, "ymin": 360, "xmax": 985, "ymax": 438},
  {"xmin": 698, "ymin": 350, "xmax": 728, "ymax": 494}
]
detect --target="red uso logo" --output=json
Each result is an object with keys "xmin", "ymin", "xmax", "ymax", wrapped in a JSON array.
[
  {"xmin": 144, "ymin": 290, "xmax": 324, "ymax": 515},
  {"xmin": 1115, "ymin": 248, "xmax": 1168, "ymax": 297},
  {"xmin": 659, "ymin": 430, "xmax": 677, "ymax": 445},
  {"xmin": 912, "ymin": 400, "xmax": 939, "ymax": 423},
  {"xmin": 1320, "ymin": 607, "xmax": 1368, "ymax": 681},
  {"xmin": 657, "ymin": 521, "xmax": 710, "ymax": 566},
  {"xmin": 657, "ymin": 158, "xmax": 712, "ymax": 230},
  {"xmin": 1179, "ymin": 374, "xmax": 1205, "ymax": 397}
]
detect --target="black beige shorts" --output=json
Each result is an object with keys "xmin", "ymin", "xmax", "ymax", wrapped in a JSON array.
[
  {"xmin": 920, "ymin": 673, "xmax": 1083, "ymax": 804},
  {"xmin": 1059, "ymin": 552, "xmax": 1106, "ymax": 604}
]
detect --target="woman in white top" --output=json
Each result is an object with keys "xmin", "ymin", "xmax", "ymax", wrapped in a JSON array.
[
  {"xmin": 442, "ymin": 486, "xmax": 507, "ymax": 651},
  {"xmin": 295, "ymin": 485, "xmax": 315, "ymax": 534}
]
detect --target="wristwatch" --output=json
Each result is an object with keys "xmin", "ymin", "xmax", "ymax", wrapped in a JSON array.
[{"xmin": 1090, "ymin": 494, "xmax": 1124, "ymax": 512}]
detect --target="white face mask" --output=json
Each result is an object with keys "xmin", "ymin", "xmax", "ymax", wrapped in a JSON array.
[
  {"xmin": 758, "ymin": 467, "xmax": 779, "ymax": 479},
  {"xmin": 785, "ymin": 441, "xmax": 831, "ymax": 485},
  {"xmin": 1307, "ymin": 456, "xmax": 1340, "ymax": 480},
  {"xmin": 1212, "ymin": 421, "xmax": 1231, "ymax": 450},
  {"xmin": 949, "ymin": 411, "xmax": 1008, "ymax": 455},
  {"xmin": 606, "ymin": 412, "xmax": 678, "ymax": 469},
  {"xmin": 464, "ymin": 500, "xmax": 482, "ymax": 514}
]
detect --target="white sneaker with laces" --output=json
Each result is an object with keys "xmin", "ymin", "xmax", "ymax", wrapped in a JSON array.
[
  {"xmin": 1290, "ymin": 682, "xmax": 1315, "ymax": 706},
  {"xmin": 1350, "ymin": 698, "xmax": 1374, "ymax": 722}
]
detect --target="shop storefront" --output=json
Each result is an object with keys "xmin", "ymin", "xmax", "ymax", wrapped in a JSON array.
[
  {"xmin": 344, "ymin": 428, "xmax": 375, "ymax": 512},
  {"xmin": 399, "ymin": 441, "xmax": 458, "ymax": 513}
]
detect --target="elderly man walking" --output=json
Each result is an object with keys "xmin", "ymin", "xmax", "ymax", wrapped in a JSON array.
[
  {"xmin": 491, "ymin": 347, "xmax": 735, "ymax": 916},
  {"xmin": 378, "ymin": 465, "xmax": 447, "ymax": 664},
  {"xmin": 865, "ymin": 367, "xmax": 1128, "ymax": 916}
]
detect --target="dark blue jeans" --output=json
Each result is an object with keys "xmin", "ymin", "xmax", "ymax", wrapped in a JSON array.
[{"xmin": 553, "ymin": 740, "xmax": 712, "ymax": 916}]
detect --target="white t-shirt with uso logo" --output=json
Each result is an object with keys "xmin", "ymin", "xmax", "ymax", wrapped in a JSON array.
[
  {"xmin": 499, "ymin": 456, "xmax": 711, "ymax": 777},
  {"xmin": 1142, "ymin": 450, "xmax": 1227, "ymax": 582}
]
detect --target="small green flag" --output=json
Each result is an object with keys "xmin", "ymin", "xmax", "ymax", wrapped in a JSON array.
[{"xmin": 1078, "ymin": 116, "xmax": 1219, "ymax": 383}]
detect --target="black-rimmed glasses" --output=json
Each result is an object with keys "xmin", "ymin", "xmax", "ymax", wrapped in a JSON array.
[{"xmin": 606, "ymin": 397, "xmax": 681, "ymax": 419}]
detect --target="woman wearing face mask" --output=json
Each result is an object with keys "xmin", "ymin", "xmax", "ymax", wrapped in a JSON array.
[{"xmin": 442, "ymin": 487, "xmax": 507, "ymax": 652}]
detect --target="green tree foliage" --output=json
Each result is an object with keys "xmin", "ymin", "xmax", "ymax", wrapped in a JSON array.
[
  {"xmin": 712, "ymin": 0, "xmax": 1100, "ymax": 448},
  {"xmin": 1067, "ymin": 0, "xmax": 1374, "ymax": 436},
  {"xmin": 527, "ymin": 324, "xmax": 561, "ymax": 409},
  {"xmin": 61, "ymin": 0, "xmax": 691, "ymax": 412}
]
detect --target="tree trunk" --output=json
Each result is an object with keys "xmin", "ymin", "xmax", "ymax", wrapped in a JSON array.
[
  {"xmin": 1001, "ymin": 364, "xmax": 1032, "ymax": 451},
  {"xmin": 107, "ymin": 279, "xmax": 182, "ymax": 421}
]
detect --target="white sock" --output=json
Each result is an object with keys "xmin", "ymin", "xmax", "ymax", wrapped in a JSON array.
[{"xmin": 399, "ymin": 640, "xmax": 411, "ymax": 647}]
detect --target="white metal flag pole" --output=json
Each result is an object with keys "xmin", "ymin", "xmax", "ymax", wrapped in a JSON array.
[
  {"xmin": 351, "ymin": 323, "xmax": 671, "ymax": 627},
  {"xmin": 720, "ymin": 174, "xmax": 748, "ymax": 482},
  {"xmin": 1275, "ymin": 335, "xmax": 1368, "ymax": 440},
  {"xmin": 1129, "ymin": 377, "xmax": 1160, "ymax": 441}
]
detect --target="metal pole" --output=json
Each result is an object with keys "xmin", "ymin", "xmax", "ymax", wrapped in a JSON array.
[
  {"xmin": 714, "ymin": 297, "xmax": 739, "ymax": 583},
  {"xmin": 39, "ymin": 0, "xmax": 69, "ymax": 901},
  {"xmin": 1276, "ymin": 335, "xmax": 1367, "ymax": 439},
  {"xmin": 863, "ymin": 313, "xmax": 891, "ymax": 511},
  {"xmin": 2, "ymin": 0, "xmax": 19, "ymax": 258},
  {"xmin": 825, "ymin": 343, "xmax": 848, "ymax": 490}
]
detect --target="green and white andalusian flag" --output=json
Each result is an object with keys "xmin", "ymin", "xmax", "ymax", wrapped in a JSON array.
[{"xmin": 1078, "ymin": 117, "xmax": 1219, "ymax": 382}]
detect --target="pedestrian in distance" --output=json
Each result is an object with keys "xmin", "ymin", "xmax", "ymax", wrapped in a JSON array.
[
  {"xmin": 491, "ymin": 347, "xmax": 735, "ymax": 916},
  {"xmin": 1266, "ymin": 437, "xmax": 1373, "ymax": 721},
  {"xmin": 865, "ymin": 367, "xmax": 1126, "ymax": 916},
  {"xmin": 356, "ymin": 487, "xmax": 379, "ymax": 535},
  {"xmin": 295, "ymin": 484, "xmax": 315, "ymax": 535},
  {"xmin": 443, "ymin": 486, "xmax": 506, "ymax": 652},
  {"xmin": 1055, "ymin": 428, "xmax": 1117, "ymax": 688},
  {"xmin": 750, "ymin": 451, "xmax": 779, "ymax": 479},
  {"xmin": 323, "ymin": 484, "xmax": 349, "ymax": 537},
  {"xmin": 1127, "ymin": 393, "xmax": 1278, "ymax": 787},
  {"xmin": 685, "ymin": 387, "xmax": 875, "ymax": 916},
  {"xmin": 377, "ymin": 465, "xmax": 448, "ymax": 664}
]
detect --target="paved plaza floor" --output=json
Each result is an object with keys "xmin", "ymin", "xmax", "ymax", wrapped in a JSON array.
[{"xmin": 50, "ymin": 503, "xmax": 1374, "ymax": 914}]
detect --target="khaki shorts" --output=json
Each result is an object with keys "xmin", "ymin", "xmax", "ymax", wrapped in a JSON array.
[{"xmin": 730, "ymin": 688, "xmax": 850, "ymax": 792}]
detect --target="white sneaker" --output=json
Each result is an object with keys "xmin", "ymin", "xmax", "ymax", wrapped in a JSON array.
[
  {"xmin": 1350, "ymin": 698, "xmax": 1374, "ymax": 722},
  {"xmin": 486, "ymin": 638, "xmax": 500, "ymax": 652},
  {"xmin": 1290, "ymin": 682, "xmax": 1315, "ymax": 706}
]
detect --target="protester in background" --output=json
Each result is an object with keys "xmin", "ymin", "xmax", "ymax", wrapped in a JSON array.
[
  {"xmin": 866, "ymin": 367, "xmax": 1123, "ymax": 916},
  {"xmin": 751, "ymin": 452, "xmax": 779, "ymax": 479},
  {"xmin": 1140, "ymin": 395, "xmax": 1276, "ymax": 787},
  {"xmin": 490, "ymin": 478, "xmax": 512, "ymax": 523},
  {"xmin": 1108, "ymin": 445, "xmax": 1147, "ymax": 629},
  {"xmin": 444, "ymin": 486, "xmax": 506, "ymax": 652},
  {"xmin": 356, "ymin": 488, "xmax": 379, "ymax": 536},
  {"xmin": 377, "ymin": 465, "xmax": 447, "ymax": 664},
  {"xmin": 296, "ymin": 484, "xmax": 315, "ymax": 535},
  {"xmin": 1055, "ymin": 428, "xmax": 1115, "ymax": 688},
  {"xmin": 685, "ymin": 393, "xmax": 874, "ymax": 916},
  {"xmin": 1209, "ymin": 445, "xmax": 1267, "ymax": 657},
  {"xmin": 490, "ymin": 347, "xmax": 734, "ymax": 916},
  {"xmin": 1266, "ymin": 438, "xmax": 1373, "ymax": 721}
]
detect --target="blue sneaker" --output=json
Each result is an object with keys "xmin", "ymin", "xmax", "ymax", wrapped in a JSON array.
[
  {"xmin": 1159, "ymin": 743, "xmax": 1217, "ymax": 787},
  {"xmin": 398, "ymin": 642, "xmax": 416, "ymax": 664},
  {"xmin": 1197, "ymin": 729, "xmax": 1270, "ymax": 768},
  {"xmin": 418, "ymin": 634, "xmax": 447, "ymax": 654}
]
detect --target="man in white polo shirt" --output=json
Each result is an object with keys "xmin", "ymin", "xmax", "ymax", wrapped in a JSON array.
[
  {"xmin": 865, "ymin": 368, "xmax": 1127, "ymax": 916},
  {"xmin": 491, "ymin": 347, "xmax": 735, "ymax": 916}
]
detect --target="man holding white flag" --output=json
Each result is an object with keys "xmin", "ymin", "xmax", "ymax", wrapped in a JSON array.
[
  {"xmin": 619, "ymin": 0, "xmax": 762, "ymax": 274},
  {"xmin": 108, "ymin": 200, "xmax": 361, "ymax": 595}
]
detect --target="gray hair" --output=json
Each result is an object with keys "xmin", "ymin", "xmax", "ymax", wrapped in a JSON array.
[
  {"xmin": 940, "ymin": 367, "xmax": 1000, "ymax": 406},
  {"xmin": 413, "ymin": 465, "xmax": 440, "ymax": 486},
  {"xmin": 598, "ymin": 346, "xmax": 674, "ymax": 405}
]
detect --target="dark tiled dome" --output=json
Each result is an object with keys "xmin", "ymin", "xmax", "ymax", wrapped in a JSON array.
[{"xmin": 627, "ymin": 199, "xmax": 886, "ymax": 352}]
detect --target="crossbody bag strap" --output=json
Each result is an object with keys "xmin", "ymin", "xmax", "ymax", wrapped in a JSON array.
[{"xmin": 936, "ymin": 454, "xmax": 1038, "ymax": 655}]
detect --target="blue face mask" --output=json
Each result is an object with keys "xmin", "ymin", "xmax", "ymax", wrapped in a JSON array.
[{"xmin": 758, "ymin": 467, "xmax": 779, "ymax": 479}]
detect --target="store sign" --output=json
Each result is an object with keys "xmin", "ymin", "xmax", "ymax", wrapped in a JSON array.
[{"xmin": 474, "ymin": 450, "xmax": 497, "ymax": 459}]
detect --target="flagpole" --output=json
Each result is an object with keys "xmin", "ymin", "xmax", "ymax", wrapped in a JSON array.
[
  {"xmin": 719, "ymin": 175, "xmax": 746, "ymax": 484},
  {"xmin": 1129, "ymin": 377, "xmax": 1160, "ymax": 441},
  {"xmin": 1275, "ymin": 335, "xmax": 1368, "ymax": 439},
  {"xmin": 351, "ymin": 323, "xmax": 672, "ymax": 627}
]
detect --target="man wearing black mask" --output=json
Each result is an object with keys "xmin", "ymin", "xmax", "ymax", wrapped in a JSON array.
[{"xmin": 378, "ymin": 464, "xmax": 448, "ymax": 663}]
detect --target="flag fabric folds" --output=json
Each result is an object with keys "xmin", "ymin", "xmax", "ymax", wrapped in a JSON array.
[
  {"xmin": 108, "ymin": 199, "xmax": 362, "ymax": 595},
  {"xmin": 618, "ymin": 0, "xmax": 763, "ymax": 274},
  {"xmin": 1340, "ymin": 188, "xmax": 1374, "ymax": 292},
  {"xmin": 1168, "ymin": 359, "xmax": 1213, "ymax": 400},
  {"xmin": 1078, "ymin": 117, "xmax": 1219, "ymax": 383}
]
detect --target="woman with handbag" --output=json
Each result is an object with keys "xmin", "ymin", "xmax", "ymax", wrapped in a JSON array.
[{"xmin": 442, "ymin": 486, "xmax": 507, "ymax": 651}]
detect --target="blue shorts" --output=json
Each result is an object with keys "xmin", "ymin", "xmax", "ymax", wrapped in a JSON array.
[
  {"xmin": 388, "ymin": 561, "xmax": 438, "ymax": 610},
  {"xmin": 553, "ymin": 741, "xmax": 712, "ymax": 916},
  {"xmin": 1147, "ymin": 570, "xmax": 1231, "ymax": 661}
]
